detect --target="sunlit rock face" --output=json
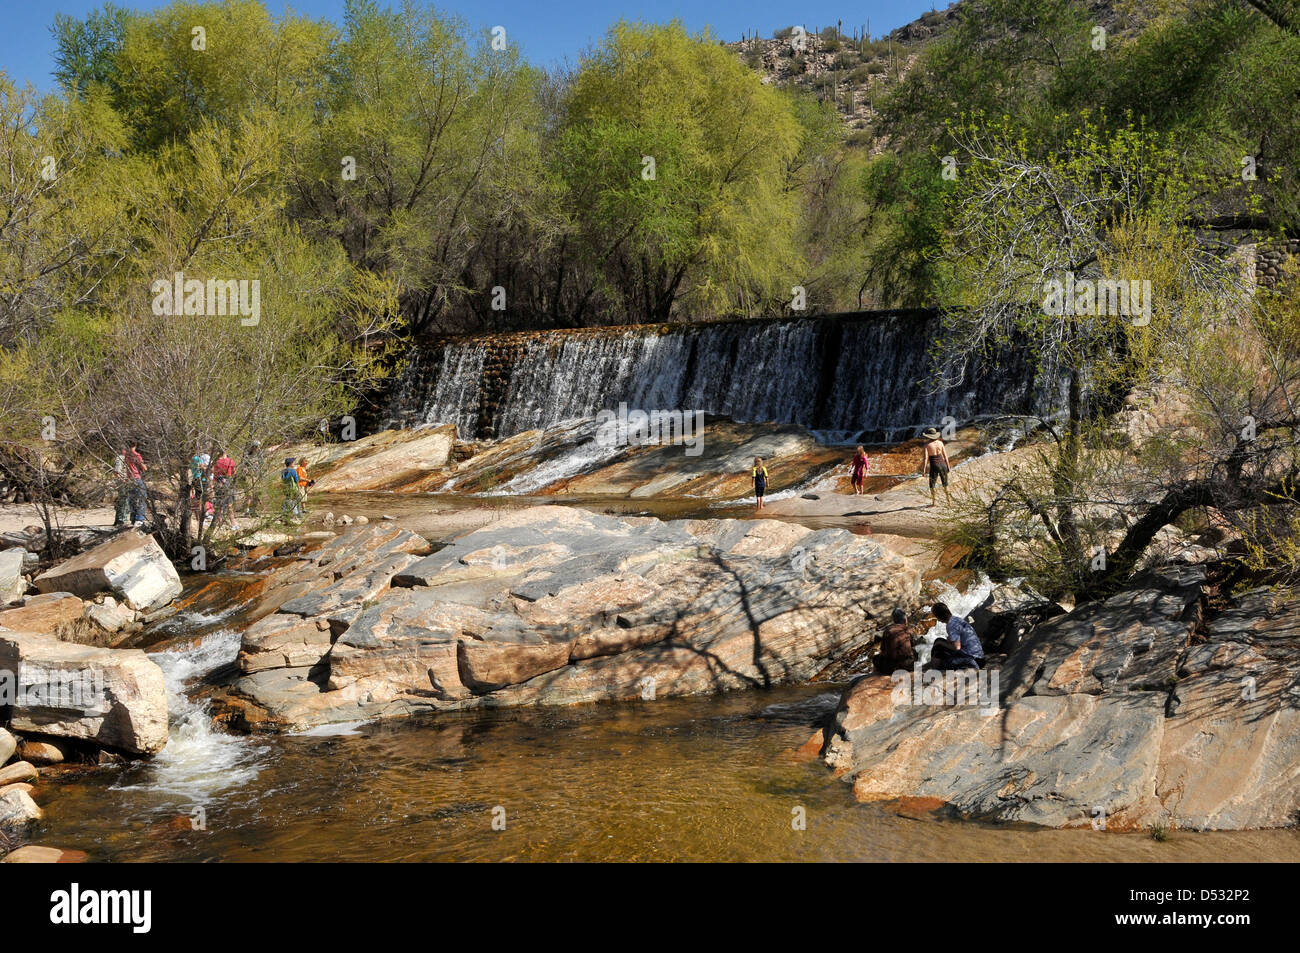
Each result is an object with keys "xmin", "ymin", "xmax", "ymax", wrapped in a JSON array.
[
  {"xmin": 822, "ymin": 567, "xmax": 1300, "ymax": 831},
  {"xmin": 210, "ymin": 514, "xmax": 920, "ymax": 731}
]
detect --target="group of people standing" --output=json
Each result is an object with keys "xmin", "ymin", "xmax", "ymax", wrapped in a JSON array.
[
  {"xmin": 749, "ymin": 426, "xmax": 956, "ymax": 510},
  {"xmin": 111, "ymin": 443, "xmax": 315, "ymax": 529},
  {"xmin": 280, "ymin": 457, "xmax": 314, "ymax": 520},
  {"xmin": 187, "ymin": 449, "xmax": 239, "ymax": 529},
  {"xmin": 855, "ymin": 427, "xmax": 953, "ymax": 507}
]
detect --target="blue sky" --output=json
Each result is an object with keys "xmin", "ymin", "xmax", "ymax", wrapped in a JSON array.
[{"xmin": 1, "ymin": 0, "xmax": 939, "ymax": 89}]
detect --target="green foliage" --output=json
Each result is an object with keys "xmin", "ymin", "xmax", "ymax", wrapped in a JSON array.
[
  {"xmin": 52, "ymin": 3, "xmax": 130, "ymax": 93},
  {"xmin": 556, "ymin": 21, "xmax": 804, "ymax": 321}
]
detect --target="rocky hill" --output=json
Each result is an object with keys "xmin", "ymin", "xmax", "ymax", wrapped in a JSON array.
[{"xmin": 724, "ymin": 0, "xmax": 1134, "ymax": 147}]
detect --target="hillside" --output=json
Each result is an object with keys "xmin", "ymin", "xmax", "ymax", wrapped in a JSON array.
[{"xmin": 724, "ymin": 0, "xmax": 1136, "ymax": 148}]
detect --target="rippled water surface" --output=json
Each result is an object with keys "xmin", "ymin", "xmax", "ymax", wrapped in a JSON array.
[
  {"xmin": 26, "ymin": 492, "xmax": 1300, "ymax": 863},
  {"xmin": 34, "ymin": 643, "xmax": 1300, "ymax": 862}
]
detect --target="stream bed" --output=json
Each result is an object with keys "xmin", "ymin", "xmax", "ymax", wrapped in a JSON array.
[{"xmin": 31, "ymin": 629, "xmax": 1300, "ymax": 862}]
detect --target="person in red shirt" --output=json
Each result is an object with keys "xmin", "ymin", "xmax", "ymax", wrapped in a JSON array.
[
  {"xmin": 123, "ymin": 442, "xmax": 148, "ymax": 524},
  {"xmin": 212, "ymin": 450, "xmax": 237, "ymax": 529},
  {"xmin": 850, "ymin": 445, "xmax": 870, "ymax": 495}
]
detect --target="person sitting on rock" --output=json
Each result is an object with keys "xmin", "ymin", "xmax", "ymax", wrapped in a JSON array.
[
  {"xmin": 873, "ymin": 607, "xmax": 917, "ymax": 674},
  {"xmin": 928, "ymin": 601, "xmax": 984, "ymax": 670}
]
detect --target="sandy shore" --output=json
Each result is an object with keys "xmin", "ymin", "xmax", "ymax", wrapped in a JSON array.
[{"xmin": 0, "ymin": 504, "xmax": 117, "ymax": 536}]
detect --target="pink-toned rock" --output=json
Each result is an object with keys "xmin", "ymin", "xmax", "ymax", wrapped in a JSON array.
[
  {"xmin": 1, "ymin": 845, "xmax": 88, "ymax": 863},
  {"xmin": 0, "ymin": 761, "xmax": 38, "ymax": 785},
  {"xmin": 0, "ymin": 594, "xmax": 86, "ymax": 636},
  {"xmin": 238, "ymin": 615, "xmax": 332, "ymax": 674},
  {"xmin": 216, "ymin": 507, "xmax": 921, "ymax": 731},
  {"xmin": 457, "ymin": 638, "xmax": 573, "ymax": 693}
]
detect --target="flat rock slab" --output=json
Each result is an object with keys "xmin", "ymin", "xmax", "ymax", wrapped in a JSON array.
[
  {"xmin": 215, "ymin": 507, "xmax": 921, "ymax": 731},
  {"xmin": 304, "ymin": 425, "xmax": 456, "ymax": 493}
]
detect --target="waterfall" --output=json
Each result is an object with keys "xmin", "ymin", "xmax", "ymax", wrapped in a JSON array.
[
  {"xmin": 395, "ymin": 343, "xmax": 488, "ymax": 437},
  {"xmin": 382, "ymin": 311, "xmax": 1067, "ymax": 440}
]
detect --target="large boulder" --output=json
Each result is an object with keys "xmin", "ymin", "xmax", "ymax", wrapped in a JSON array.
[
  {"xmin": 33, "ymin": 531, "xmax": 181, "ymax": 612},
  {"xmin": 822, "ymin": 569, "xmax": 1300, "ymax": 831},
  {"xmin": 213, "ymin": 508, "xmax": 922, "ymax": 731},
  {"xmin": 0, "ymin": 631, "xmax": 168, "ymax": 755},
  {"xmin": 0, "ymin": 726, "xmax": 14, "ymax": 765},
  {"xmin": 0, "ymin": 548, "xmax": 25, "ymax": 606}
]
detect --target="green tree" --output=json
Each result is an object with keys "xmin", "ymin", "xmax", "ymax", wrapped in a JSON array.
[
  {"xmin": 937, "ymin": 117, "xmax": 1245, "ymax": 599},
  {"xmin": 556, "ymin": 20, "xmax": 804, "ymax": 323}
]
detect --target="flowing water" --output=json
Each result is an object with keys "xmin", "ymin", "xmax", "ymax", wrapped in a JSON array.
[
  {"xmin": 23, "ymin": 469, "xmax": 1300, "ymax": 861},
  {"xmin": 385, "ymin": 313, "xmax": 1069, "ymax": 440},
  {"xmin": 35, "ymin": 672, "xmax": 1300, "ymax": 862},
  {"xmin": 26, "ymin": 533, "xmax": 1300, "ymax": 865}
]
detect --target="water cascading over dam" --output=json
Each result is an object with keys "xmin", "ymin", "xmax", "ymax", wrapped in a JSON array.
[{"xmin": 381, "ymin": 310, "xmax": 1067, "ymax": 442}]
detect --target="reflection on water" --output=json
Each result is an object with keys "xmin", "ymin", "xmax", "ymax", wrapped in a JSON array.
[
  {"xmin": 35, "ymin": 682, "xmax": 1300, "ymax": 862},
  {"xmin": 27, "ymin": 491, "xmax": 1300, "ymax": 862}
]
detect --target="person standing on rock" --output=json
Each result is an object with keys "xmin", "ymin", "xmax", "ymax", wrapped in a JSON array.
[
  {"xmin": 752, "ymin": 456, "xmax": 768, "ymax": 510},
  {"xmin": 873, "ymin": 607, "xmax": 917, "ymax": 674},
  {"xmin": 243, "ymin": 440, "xmax": 265, "ymax": 516},
  {"xmin": 112, "ymin": 450, "xmax": 130, "ymax": 526},
  {"xmin": 850, "ymin": 445, "xmax": 870, "ymax": 495},
  {"xmin": 212, "ymin": 449, "xmax": 237, "ymax": 529},
  {"xmin": 123, "ymin": 441, "xmax": 148, "ymax": 525},
  {"xmin": 295, "ymin": 457, "xmax": 315, "ymax": 514},
  {"xmin": 920, "ymin": 427, "xmax": 952, "ymax": 508},
  {"xmin": 281, "ymin": 457, "xmax": 303, "ymax": 521},
  {"xmin": 189, "ymin": 448, "xmax": 211, "ymax": 519}
]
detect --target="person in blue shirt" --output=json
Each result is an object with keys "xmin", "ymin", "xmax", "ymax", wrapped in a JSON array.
[
  {"xmin": 929, "ymin": 601, "xmax": 984, "ymax": 669},
  {"xmin": 281, "ymin": 457, "xmax": 304, "ymax": 520}
]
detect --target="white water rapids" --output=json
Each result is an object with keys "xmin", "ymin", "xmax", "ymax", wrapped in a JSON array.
[{"xmin": 113, "ymin": 629, "xmax": 266, "ymax": 804}]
